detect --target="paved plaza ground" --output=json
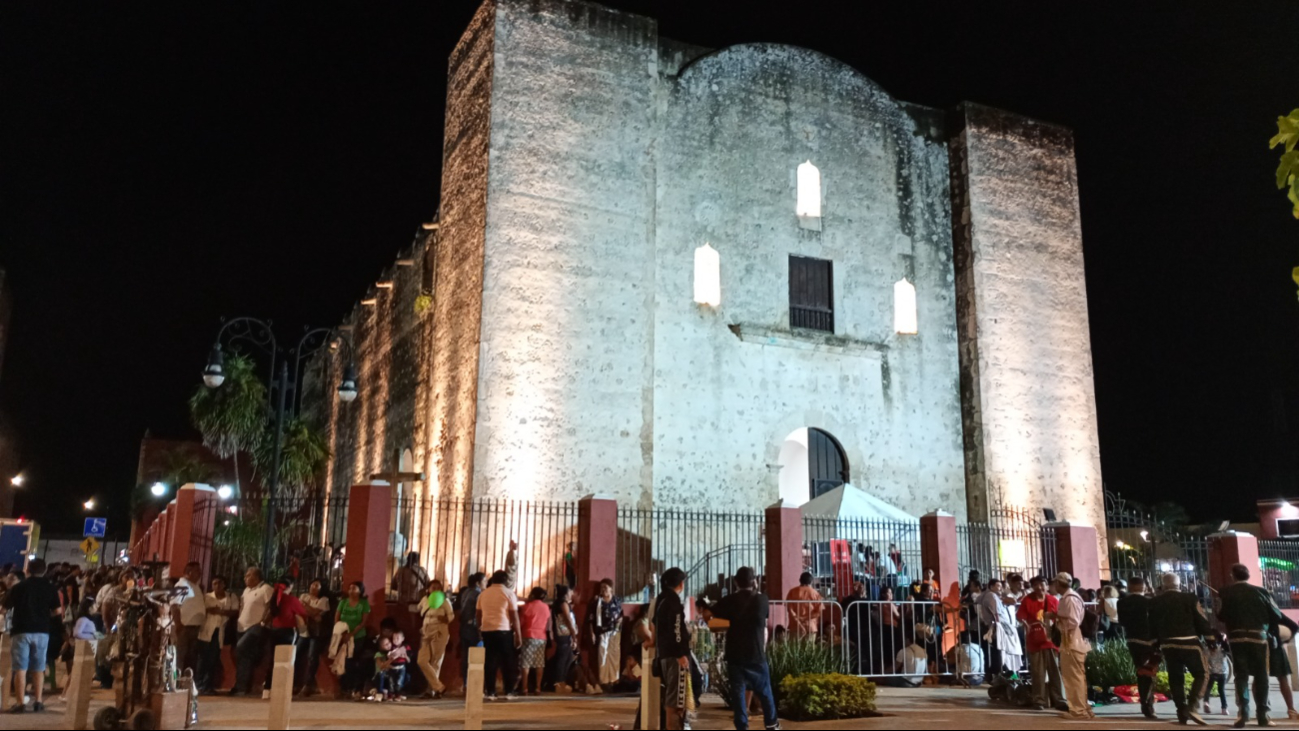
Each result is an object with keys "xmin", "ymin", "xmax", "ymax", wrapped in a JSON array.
[{"xmin": 8, "ymin": 683, "xmax": 1293, "ymax": 730}]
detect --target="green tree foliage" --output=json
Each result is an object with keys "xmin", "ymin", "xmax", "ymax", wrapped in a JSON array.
[
  {"xmin": 189, "ymin": 353, "xmax": 267, "ymax": 459},
  {"xmin": 1271, "ymin": 110, "xmax": 1299, "ymax": 292},
  {"xmin": 255, "ymin": 415, "xmax": 331, "ymax": 496},
  {"xmin": 1273, "ymin": 109, "xmax": 1299, "ymax": 219}
]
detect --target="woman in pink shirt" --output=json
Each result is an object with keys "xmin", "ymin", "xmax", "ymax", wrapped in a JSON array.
[{"xmin": 519, "ymin": 587, "xmax": 552, "ymax": 695}]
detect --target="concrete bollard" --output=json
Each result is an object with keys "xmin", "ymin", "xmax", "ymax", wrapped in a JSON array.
[
  {"xmin": 267, "ymin": 644, "xmax": 297, "ymax": 731},
  {"xmin": 640, "ymin": 644, "xmax": 660, "ymax": 731},
  {"xmin": 0, "ymin": 633, "xmax": 9, "ymax": 712},
  {"xmin": 66, "ymin": 640, "xmax": 96, "ymax": 730},
  {"xmin": 464, "ymin": 646, "xmax": 485, "ymax": 731}
]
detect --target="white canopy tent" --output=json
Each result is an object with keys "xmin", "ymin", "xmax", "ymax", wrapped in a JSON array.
[{"xmin": 801, "ymin": 483, "xmax": 919, "ymax": 524}]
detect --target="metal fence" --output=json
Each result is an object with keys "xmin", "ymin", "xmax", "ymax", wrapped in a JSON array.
[
  {"xmin": 711, "ymin": 596, "xmax": 1094, "ymax": 682},
  {"xmin": 616, "ymin": 507, "xmax": 765, "ymax": 603},
  {"xmin": 957, "ymin": 508, "xmax": 1057, "ymax": 585},
  {"xmin": 1259, "ymin": 539, "xmax": 1299, "ymax": 609},
  {"xmin": 194, "ymin": 494, "xmax": 578, "ymax": 600},
  {"xmin": 197, "ymin": 494, "xmax": 349, "ymax": 592},
  {"xmin": 802, "ymin": 516, "xmax": 922, "ymax": 602},
  {"xmin": 423, "ymin": 497, "xmax": 579, "ymax": 597}
]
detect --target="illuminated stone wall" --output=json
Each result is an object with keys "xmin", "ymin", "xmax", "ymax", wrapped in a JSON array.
[
  {"xmin": 470, "ymin": 0, "xmax": 661, "ymax": 504},
  {"xmin": 318, "ymin": 0, "xmax": 1106, "ymax": 541},
  {"xmin": 651, "ymin": 46, "xmax": 966, "ymax": 515},
  {"xmin": 951, "ymin": 104, "xmax": 1107, "ymax": 548}
]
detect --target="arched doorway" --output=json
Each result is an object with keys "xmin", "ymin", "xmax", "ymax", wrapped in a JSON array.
[{"xmin": 778, "ymin": 427, "xmax": 850, "ymax": 506}]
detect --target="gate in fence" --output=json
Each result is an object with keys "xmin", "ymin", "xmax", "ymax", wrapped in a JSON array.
[
  {"xmin": 957, "ymin": 506, "xmax": 1057, "ymax": 584},
  {"xmin": 615, "ymin": 507, "xmax": 765, "ymax": 602},
  {"xmin": 1104, "ymin": 490, "xmax": 1210, "ymax": 588}
]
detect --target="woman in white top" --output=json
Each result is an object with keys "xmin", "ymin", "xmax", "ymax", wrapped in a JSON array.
[{"xmin": 295, "ymin": 579, "xmax": 331, "ymax": 696}]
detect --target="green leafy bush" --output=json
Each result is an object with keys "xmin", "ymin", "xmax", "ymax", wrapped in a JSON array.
[
  {"xmin": 712, "ymin": 637, "xmax": 842, "ymax": 708},
  {"xmin": 766, "ymin": 638, "xmax": 844, "ymax": 687},
  {"xmin": 1155, "ymin": 670, "xmax": 1195, "ymax": 696},
  {"xmin": 1086, "ymin": 640, "xmax": 1137, "ymax": 689},
  {"xmin": 778, "ymin": 673, "xmax": 877, "ymax": 721}
]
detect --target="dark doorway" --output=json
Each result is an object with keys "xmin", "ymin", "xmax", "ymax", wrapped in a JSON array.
[{"xmin": 808, "ymin": 428, "xmax": 849, "ymax": 500}]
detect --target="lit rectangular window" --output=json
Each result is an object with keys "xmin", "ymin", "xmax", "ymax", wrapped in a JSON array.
[
  {"xmin": 693, "ymin": 243, "xmax": 721, "ymax": 307},
  {"xmin": 797, "ymin": 161, "xmax": 822, "ymax": 231},
  {"xmin": 894, "ymin": 279, "xmax": 918, "ymax": 334},
  {"xmin": 790, "ymin": 255, "xmax": 833, "ymax": 332}
]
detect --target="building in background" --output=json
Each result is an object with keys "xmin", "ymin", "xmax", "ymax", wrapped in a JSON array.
[
  {"xmin": 129, "ymin": 434, "xmax": 242, "ymax": 546},
  {"xmin": 310, "ymin": 0, "xmax": 1106, "ymax": 567}
]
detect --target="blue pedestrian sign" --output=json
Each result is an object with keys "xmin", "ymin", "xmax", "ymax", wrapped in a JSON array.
[{"xmin": 83, "ymin": 518, "xmax": 107, "ymax": 538}]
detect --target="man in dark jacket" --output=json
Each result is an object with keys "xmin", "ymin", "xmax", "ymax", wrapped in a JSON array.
[
  {"xmin": 1149, "ymin": 572, "xmax": 1213, "ymax": 726},
  {"xmin": 1117, "ymin": 576, "xmax": 1158, "ymax": 719},
  {"xmin": 1218, "ymin": 563, "xmax": 1299, "ymax": 728},
  {"xmin": 654, "ymin": 568, "xmax": 690, "ymax": 731}
]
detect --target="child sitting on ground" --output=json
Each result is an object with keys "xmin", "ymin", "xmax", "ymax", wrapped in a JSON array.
[{"xmin": 371, "ymin": 638, "xmax": 394, "ymax": 701}]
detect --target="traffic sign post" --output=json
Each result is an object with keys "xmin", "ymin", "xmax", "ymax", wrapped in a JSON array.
[{"xmin": 83, "ymin": 518, "xmax": 106, "ymax": 538}]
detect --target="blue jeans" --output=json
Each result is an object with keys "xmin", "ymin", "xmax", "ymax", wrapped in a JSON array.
[
  {"xmin": 233, "ymin": 626, "xmax": 268, "ymax": 693},
  {"xmin": 726, "ymin": 660, "xmax": 778, "ymax": 730},
  {"xmin": 12, "ymin": 632, "xmax": 50, "ymax": 673}
]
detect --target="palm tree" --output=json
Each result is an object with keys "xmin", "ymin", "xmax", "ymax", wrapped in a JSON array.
[
  {"xmin": 255, "ymin": 416, "xmax": 331, "ymax": 501},
  {"xmin": 189, "ymin": 352, "xmax": 267, "ymax": 494}
]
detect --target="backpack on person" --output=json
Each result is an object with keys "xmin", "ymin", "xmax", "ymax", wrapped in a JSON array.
[{"xmin": 1080, "ymin": 605, "xmax": 1101, "ymax": 642}]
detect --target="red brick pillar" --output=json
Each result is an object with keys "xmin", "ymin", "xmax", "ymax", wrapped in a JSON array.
[
  {"xmin": 343, "ymin": 482, "xmax": 394, "ymax": 616},
  {"xmin": 1050, "ymin": 522, "xmax": 1101, "ymax": 590},
  {"xmin": 161, "ymin": 484, "xmax": 219, "ymax": 582},
  {"xmin": 765, "ymin": 500, "xmax": 804, "ymax": 602},
  {"xmin": 921, "ymin": 511, "xmax": 960, "ymax": 605},
  {"xmin": 577, "ymin": 494, "xmax": 617, "ymax": 603},
  {"xmin": 1208, "ymin": 531, "xmax": 1262, "ymax": 590}
]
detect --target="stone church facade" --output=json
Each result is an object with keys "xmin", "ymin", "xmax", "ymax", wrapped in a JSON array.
[{"xmin": 315, "ymin": 0, "xmax": 1105, "ymax": 540}]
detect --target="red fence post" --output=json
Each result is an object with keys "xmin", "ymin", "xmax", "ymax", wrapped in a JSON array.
[
  {"xmin": 765, "ymin": 500, "xmax": 804, "ymax": 602},
  {"xmin": 343, "ymin": 482, "xmax": 394, "ymax": 600},
  {"xmin": 577, "ymin": 494, "xmax": 617, "ymax": 602},
  {"xmin": 1050, "ymin": 522, "xmax": 1101, "ymax": 590},
  {"xmin": 159, "ymin": 484, "xmax": 219, "ymax": 582},
  {"xmin": 921, "ymin": 510, "xmax": 959, "ymax": 604},
  {"xmin": 1208, "ymin": 531, "xmax": 1262, "ymax": 590}
]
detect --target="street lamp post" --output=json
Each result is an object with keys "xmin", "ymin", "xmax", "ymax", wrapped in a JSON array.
[{"xmin": 202, "ymin": 317, "xmax": 358, "ymax": 571}]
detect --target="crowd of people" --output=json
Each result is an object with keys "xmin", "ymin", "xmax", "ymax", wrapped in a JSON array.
[
  {"xmin": 1, "ymin": 548, "xmax": 791, "ymax": 730},
  {"xmin": 15, "ymin": 544, "xmax": 1293, "ymax": 727}
]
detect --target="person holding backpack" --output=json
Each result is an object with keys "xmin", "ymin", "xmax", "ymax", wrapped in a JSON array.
[
  {"xmin": 1046, "ymin": 573, "xmax": 1094, "ymax": 721},
  {"xmin": 1017, "ymin": 576, "xmax": 1066, "ymax": 712}
]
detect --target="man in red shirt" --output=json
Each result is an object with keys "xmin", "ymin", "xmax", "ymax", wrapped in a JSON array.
[{"xmin": 1016, "ymin": 575, "xmax": 1066, "ymax": 712}]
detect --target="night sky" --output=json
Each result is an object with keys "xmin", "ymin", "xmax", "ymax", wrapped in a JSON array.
[{"xmin": 3, "ymin": 2, "xmax": 1297, "ymax": 536}]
